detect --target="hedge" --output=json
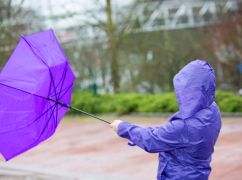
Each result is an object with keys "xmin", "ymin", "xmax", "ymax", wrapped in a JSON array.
[{"xmin": 70, "ymin": 91, "xmax": 242, "ymax": 115}]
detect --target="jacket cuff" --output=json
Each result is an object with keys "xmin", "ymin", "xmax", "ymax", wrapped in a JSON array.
[{"xmin": 117, "ymin": 122, "xmax": 131, "ymax": 138}]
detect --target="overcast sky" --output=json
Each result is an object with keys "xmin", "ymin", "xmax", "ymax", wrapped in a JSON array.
[
  {"xmin": 15, "ymin": 0, "xmax": 132, "ymax": 29},
  {"xmin": 20, "ymin": 0, "xmax": 132, "ymax": 16}
]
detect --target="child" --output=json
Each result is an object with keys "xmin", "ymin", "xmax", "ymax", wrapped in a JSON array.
[{"xmin": 110, "ymin": 60, "xmax": 221, "ymax": 180}]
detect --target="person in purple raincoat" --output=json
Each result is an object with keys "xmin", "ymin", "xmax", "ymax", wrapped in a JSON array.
[{"xmin": 110, "ymin": 60, "xmax": 221, "ymax": 180}]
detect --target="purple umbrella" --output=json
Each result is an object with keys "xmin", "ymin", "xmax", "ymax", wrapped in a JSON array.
[{"xmin": 0, "ymin": 29, "xmax": 109, "ymax": 161}]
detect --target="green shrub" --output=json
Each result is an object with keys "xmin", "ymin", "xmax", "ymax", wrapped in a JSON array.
[
  {"xmin": 115, "ymin": 94, "xmax": 142, "ymax": 115},
  {"xmin": 70, "ymin": 90, "xmax": 242, "ymax": 115},
  {"xmin": 215, "ymin": 91, "xmax": 234, "ymax": 102},
  {"xmin": 97, "ymin": 94, "xmax": 116, "ymax": 113},
  {"xmin": 218, "ymin": 97, "xmax": 242, "ymax": 112},
  {"xmin": 137, "ymin": 94, "xmax": 157, "ymax": 112},
  {"xmin": 136, "ymin": 93, "xmax": 178, "ymax": 113},
  {"xmin": 70, "ymin": 92, "xmax": 99, "ymax": 113}
]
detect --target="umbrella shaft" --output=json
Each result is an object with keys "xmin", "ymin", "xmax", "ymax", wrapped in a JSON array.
[
  {"xmin": 47, "ymin": 98, "xmax": 110, "ymax": 124},
  {"xmin": 69, "ymin": 106, "xmax": 111, "ymax": 124}
]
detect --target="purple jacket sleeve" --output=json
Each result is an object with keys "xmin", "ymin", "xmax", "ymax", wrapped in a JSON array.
[{"xmin": 117, "ymin": 121, "xmax": 188, "ymax": 153}]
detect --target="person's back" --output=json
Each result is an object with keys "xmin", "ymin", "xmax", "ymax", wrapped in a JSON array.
[
  {"xmin": 159, "ymin": 102, "xmax": 221, "ymax": 179},
  {"xmin": 110, "ymin": 60, "xmax": 221, "ymax": 180}
]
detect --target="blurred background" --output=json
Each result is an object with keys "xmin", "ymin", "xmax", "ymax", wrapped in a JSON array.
[
  {"xmin": 0, "ymin": 0, "xmax": 242, "ymax": 180},
  {"xmin": 1, "ymin": 0, "xmax": 242, "ymax": 93}
]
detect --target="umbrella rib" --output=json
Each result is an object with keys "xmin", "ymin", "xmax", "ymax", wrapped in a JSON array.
[
  {"xmin": 49, "ymin": 71, "xmax": 58, "ymax": 100},
  {"xmin": 22, "ymin": 37, "xmax": 49, "ymax": 67},
  {"xmin": 38, "ymin": 104, "xmax": 57, "ymax": 139},
  {"xmin": 50, "ymin": 82, "xmax": 73, "ymax": 100},
  {"xmin": 0, "ymin": 82, "xmax": 72, "ymax": 108},
  {"xmin": 47, "ymin": 84, "xmax": 73, "ymax": 105},
  {"xmin": 57, "ymin": 63, "xmax": 68, "ymax": 100},
  {"xmin": 49, "ymin": 63, "xmax": 67, "ymax": 98},
  {"xmin": 21, "ymin": 105, "xmax": 57, "ymax": 154},
  {"xmin": 0, "ymin": 82, "xmax": 48, "ymax": 101},
  {"xmin": 59, "ymin": 83, "xmax": 73, "ymax": 99},
  {"xmin": 49, "ymin": 63, "xmax": 68, "ymax": 99},
  {"xmin": 53, "ymin": 83, "xmax": 74, "ymax": 126},
  {"xmin": 54, "ymin": 102, "xmax": 58, "ymax": 128},
  {"xmin": 49, "ymin": 83, "xmax": 111, "ymax": 124},
  {"xmin": 0, "ymin": 82, "xmax": 74, "ymax": 129},
  {"xmin": 22, "ymin": 37, "xmax": 58, "ymax": 100},
  {"xmin": 0, "ymin": 102, "xmax": 56, "ymax": 133}
]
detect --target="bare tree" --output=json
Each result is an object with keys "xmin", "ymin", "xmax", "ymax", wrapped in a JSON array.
[{"xmin": 105, "ymin": 0, "xmax": 120, "ymax": 92}]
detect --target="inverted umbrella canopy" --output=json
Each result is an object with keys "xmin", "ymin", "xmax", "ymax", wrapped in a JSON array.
[{"xmin": 0, "ymin": 29, "xmax": 109, "ymax": 161}]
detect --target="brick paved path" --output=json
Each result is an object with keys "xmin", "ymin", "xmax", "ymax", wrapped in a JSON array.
[{"xmin": 0, "ymin": 116, "xmax": 241, "ymax": 180}]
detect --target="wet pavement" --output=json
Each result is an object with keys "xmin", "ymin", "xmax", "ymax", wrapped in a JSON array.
[{"xmin": 0, "ymin": 116, "xmax": 241, "ymax": 180}]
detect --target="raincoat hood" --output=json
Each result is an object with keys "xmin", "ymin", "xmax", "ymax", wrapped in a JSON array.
[{"xmin": 173, "ymin": 60, "xmax": 215, "ymax": 119}]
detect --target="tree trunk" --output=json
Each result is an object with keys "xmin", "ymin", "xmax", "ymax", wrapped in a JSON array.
[{"xmin": 106, "ymin": 0, "xmax": 120, "ymax": 93}]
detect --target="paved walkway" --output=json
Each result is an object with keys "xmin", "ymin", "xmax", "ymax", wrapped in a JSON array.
[{"xmin": 0, "ymin": 116, "xmax": 241, "ymax": 180}]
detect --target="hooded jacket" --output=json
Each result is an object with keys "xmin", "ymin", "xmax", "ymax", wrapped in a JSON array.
[{"xmin": 118, "ymin": 60, "xmax": 221, "ymax": 180}]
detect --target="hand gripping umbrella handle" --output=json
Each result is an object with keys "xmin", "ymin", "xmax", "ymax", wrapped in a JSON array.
[{"xmin": 47, "ymin": 98, "xmax": 110, "ymax": 124}]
